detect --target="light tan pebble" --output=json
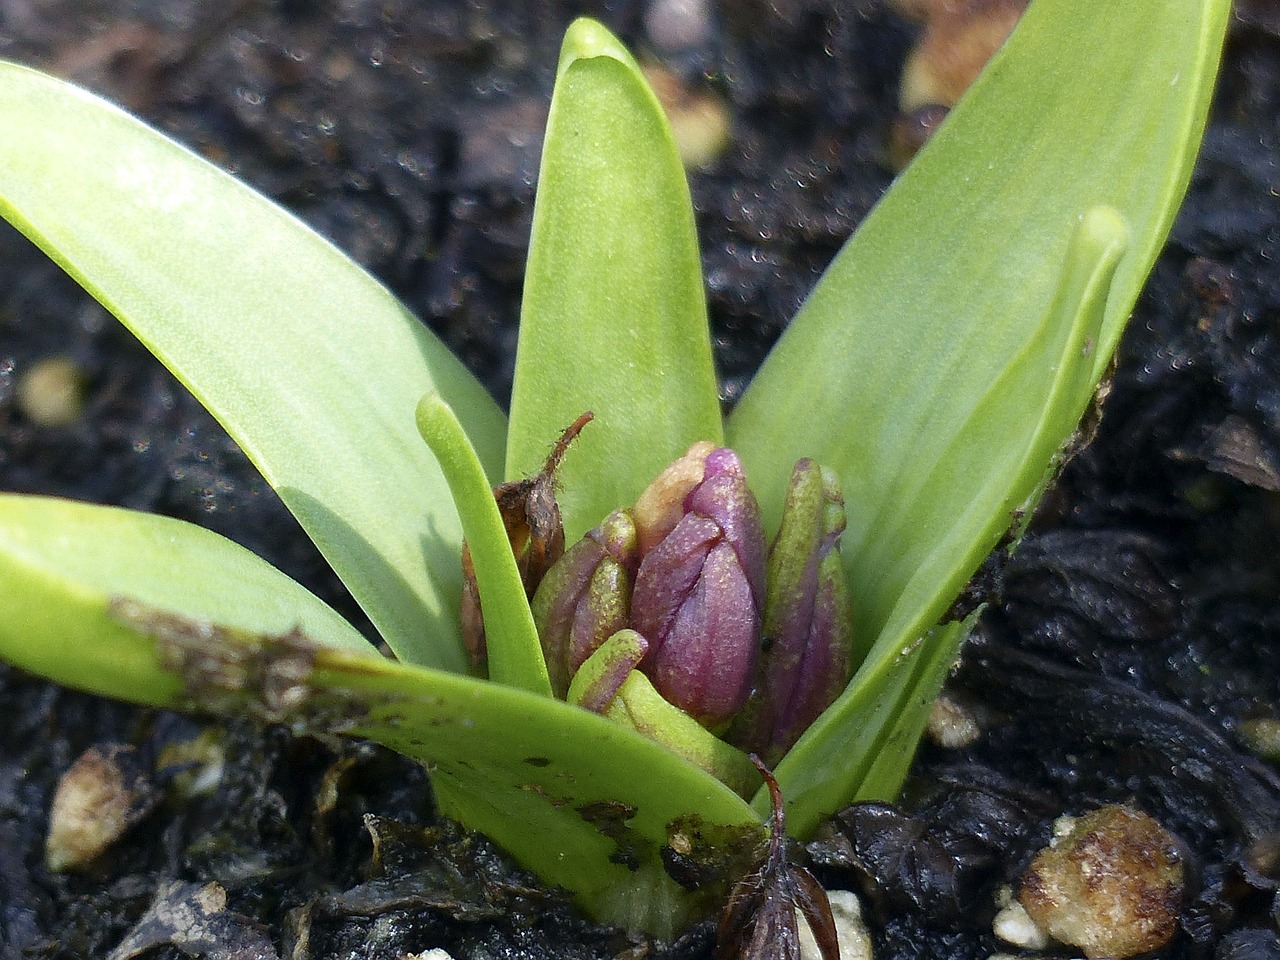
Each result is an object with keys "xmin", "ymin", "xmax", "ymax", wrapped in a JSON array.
[
  {"xmin": 641, "ymin": 65, "xmax": 733, "ymax": 171},
  {"xmin": 899, "ymin": 0, "xmax": 1027, "ymax": 112},
  {"xmin": 15, "ymin": 355, "xmax": 85, "ymax": 427},
  {"xmin": 926, "ymin": 693, "xmax": 981, "ymax": 748},
  {"xmin": 1017, "ymin": 805, "xmax": 1184, "ymax": 959},
  {"xmin": 46, "ymin": 744, "xmax": 154, "ymax": 872},
  {"xmin": 799, "ymin": 889, "xmax": 873, "ymax": 960},
  {"xmin": 399, "ymin": 951, "xmax": 454, "ymax": 960}
]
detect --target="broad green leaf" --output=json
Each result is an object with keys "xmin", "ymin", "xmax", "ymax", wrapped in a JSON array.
[
  {"xmin": 0, "ymin": 494, "xmax": 760, "ymax": 938},
  {"xmin": 770, "ymin": 206, "xmax": 1126, "ymax": 825},
  {"xmin": 416, "ymin": 394, "xmax": 550, "ymax": 696},
  {"xmin": 336, "ymin": 656, "xmax": 761, "ymax": 938},
  {"xmin": 507, "ymin": 18, "xmax": 722, "ymax": 541},
  {"xmin": 0, "ymin": 62, "xmax": 506, "ymax": 672},
  {"xmin": 730, "ymin": 0, "xmax": 1230, "ymax": 826},
  {"xmin": 0, "ymin": 494, "xmax": 375, "ymax": 702}
]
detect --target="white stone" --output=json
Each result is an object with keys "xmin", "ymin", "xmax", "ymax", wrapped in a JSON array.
[
  {"xmin": 644, "ymin": 0, "xmax": 713, "ymax": 52},
  {"xmin": 800, "ymin": 889, "xmax": 874, "ymax": 960},
  {"xmin": 926, "ymin": 695, "xmax": 981, "ymax": 748},
  {"xmin": 992, "ymin": 899, "xmax": 1050, "ymax": 950}
]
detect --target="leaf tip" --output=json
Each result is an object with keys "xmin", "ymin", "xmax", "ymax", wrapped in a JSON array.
[
  {"xmin": 1076, "ymin": 205, "xmax": 1130, "ymax": 271},
  {"xmin": 415, "ymin": 390, "xmax": 457, "ymax": 454},
  {"xmin": 414, "ymin": 389, "xmax": 444, "ymax": 425},
  {"xmin": 559, "ymin": 18, "xmax": 635, "ymax": 75}
]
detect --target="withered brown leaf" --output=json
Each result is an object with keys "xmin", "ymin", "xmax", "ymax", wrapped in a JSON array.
[
  {"xmin": 717, "ymin": 757, "xmax": 840, "ymax": 960},
  {"xmin": 461, "ymin": 411, "xmax": 593, "ymax": 667}
]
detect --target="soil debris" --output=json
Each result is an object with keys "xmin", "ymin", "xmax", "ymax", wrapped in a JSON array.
[
  {"xmin": 1016, "ymin": 805, "xmax": 1185, "ymax": 959},
  {"xmin": 716, "ymin": 760, "xmax": 838, "ymax": 960},
  {"xmin": 285, "ymin": 816, "xmax": 636, "ymax": 960},
  {"xmin": 107, "ymin": 879, "xmax": 278, "ymax": 960},
  {"xmin": 808, "ymin": 769, "xmax": 1051, "ymax": 929}
]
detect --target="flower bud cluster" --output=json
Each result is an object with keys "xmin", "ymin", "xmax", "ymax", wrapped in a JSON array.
[{"xmin": 532, "ymin": 442, "xmax": 856, "ymax": 763}]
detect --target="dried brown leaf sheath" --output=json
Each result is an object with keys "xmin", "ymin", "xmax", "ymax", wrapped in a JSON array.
[{"xmin": 717, "ymin": 758, "xmax": 840, "ymax": 960}]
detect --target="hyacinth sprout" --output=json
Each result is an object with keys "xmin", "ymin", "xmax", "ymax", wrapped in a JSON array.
[
  {"xmin": 514, "ymin": 439, "xmax": 858, "ymax": 791},
  {"xmin": 0, "ymin": 0, "xmax": 1228, "ymax": 940}
]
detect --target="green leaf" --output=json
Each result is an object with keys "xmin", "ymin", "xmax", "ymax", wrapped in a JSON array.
[
  {"xmin": 507, "ymin": 18, "xmax": 722, "ymax": 541},
  {"xmin": 856, "ymin": 206, "xmax": 1126, "ymax": 654},
  {"xmin": 728, "ymin": 0, "xmax": 1230, "ymax": 827},
  {"xmin": 0, "ymin": 494, "xmax": 376, "ymax": 703},
  {"xmin": 0, "ymin": 494, "xmax": 760, "ymax": 938},
  {"xmin": 336, "ymin": 656, "xmax": 762, "ymax": 938},
  {"xmin": 770, "ymin": 206, "xmax": 1126, "ymax": 826},
  {"xmin": 416, "ymin": 393, "xmax": 551, "ymax": 696},
  {"xmin": 0, "ymin": 61, "xmax": 507, "ymax": 672}
]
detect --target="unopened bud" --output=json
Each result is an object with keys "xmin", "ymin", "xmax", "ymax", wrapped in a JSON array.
[
  {"xmin": 632, "ymin": 440, "xmax": 717, "ymax": 555},
  {"xmin": 575, "ymin": 642, "xmax": 757, "ymax": 797},
  {"xmin": 531, "ymin": 509, "xmax": 638, "ymax": 697},
  {"xmin": 566, "ymin": 628, "xmax": 649, "ymax": 714},
  {"xmin": 733, "ymin": 458, "xmax": 854, "ymax": 762},
  {"xmin": 631, "ymin": 447, "xmax": 766, "ymax": 728}
]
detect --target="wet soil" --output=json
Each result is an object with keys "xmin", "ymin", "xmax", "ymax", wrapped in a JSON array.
[{"xmin": 0, "ymin": 2, "xmax": 1277, "ymax": 958}]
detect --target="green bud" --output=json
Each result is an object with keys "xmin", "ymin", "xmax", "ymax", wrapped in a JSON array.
[
  {"xmin": 532, "ymin": 509, "xmax": 638, "ymax": 697},
  {"xmin": 566, "ymin": 628, "xmax": 649, "ymax": 714}
]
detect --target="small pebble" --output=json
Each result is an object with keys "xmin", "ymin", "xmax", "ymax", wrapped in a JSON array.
[
  {"xmin": 46, "ymin": 744, "xmax": 155, "ymax": 872},
  {"xmin": 15, "ymin": 354, "xmax": 86, "ymax": 427},
  {"xmin": 799, "ymin": 890, "xmax": 873, "ymax": 960},
  {"xmin": 645, "ymin": 0, "xmax": 714, "ymax": 54},
  {"xmin": 899, "ymin": 0, "xmax": 1027, "ymax": 112},
  {"xmin": 1017, "ymin": 805, "xmax": 1184, "ymax": 959},
  {"xmin": 925, "ymin": 693, "xmax": 981, "ymax": 748},
  {"xmin": 992, "ymin": 897, "xmax": 1050, "ymax": 951},
  {"xmin": 642, "ymin": 64, "xmax": 732, "ymax": 170}
]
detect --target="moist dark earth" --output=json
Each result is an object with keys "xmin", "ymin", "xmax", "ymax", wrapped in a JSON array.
[{"xmin": 1, "ymin": 2, "xmax": 1278, "ymax": 958}]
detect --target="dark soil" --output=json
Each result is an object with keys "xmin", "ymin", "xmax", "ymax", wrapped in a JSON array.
[{"xmin": 1, "ymin": 2, "xmax": 1277, "ymax": 958}]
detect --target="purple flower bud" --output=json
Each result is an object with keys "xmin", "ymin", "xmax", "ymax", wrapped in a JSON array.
[
  {"xmin": 631, "ymin": 446, "xmax": 766, "ymax": 729},
  {"xmin": 632, "ymin": 440, "xmax": 717, "ymax": 556},
  {"xmin": 531, "ymin": 509, "xmax": 638, "ymax": 698},
  {"xmin": 733, "ymin": 458, "xmax": 854, "ymax": 763}
]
